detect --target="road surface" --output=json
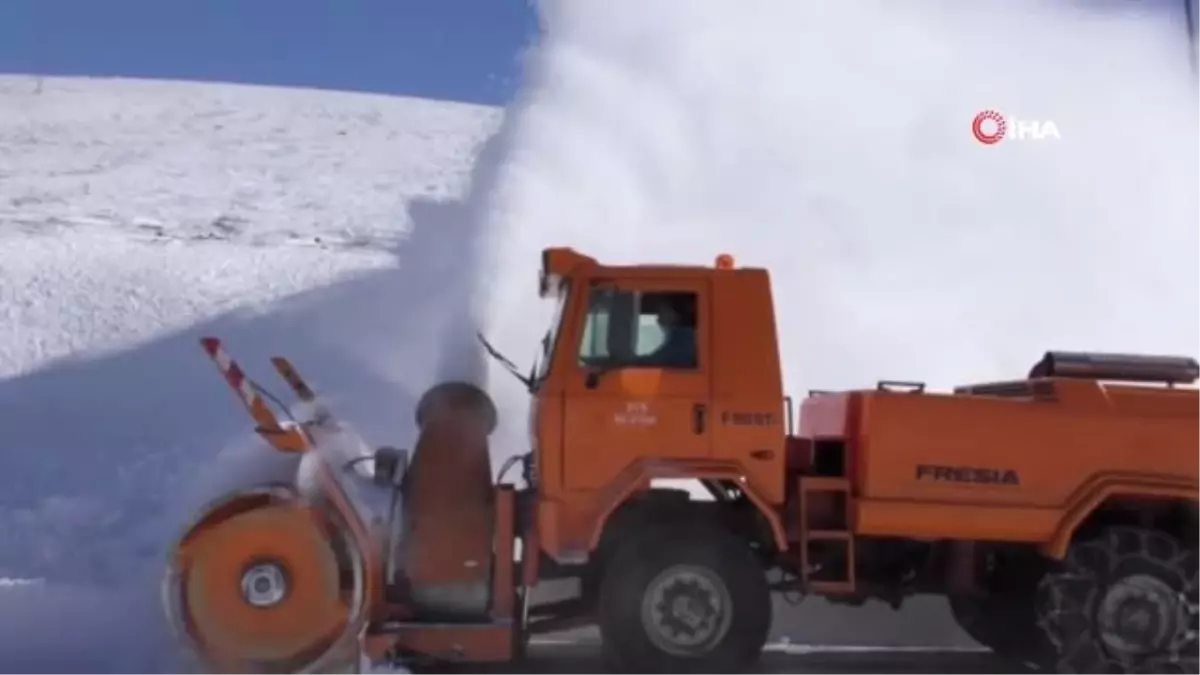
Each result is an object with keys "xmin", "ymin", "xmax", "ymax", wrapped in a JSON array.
[
  {"xmin": 410, "ymin": 590, "xmax": 1024, "ymax": 673},
  {"xmin": 523, "ymin": 580, "xmax": 984, "ymax": 647},
  {"xmin": 475, "ymin": 643, "xmax": 1007, "ymax": 674}
]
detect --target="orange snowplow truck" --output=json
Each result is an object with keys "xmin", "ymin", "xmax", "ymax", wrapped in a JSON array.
[{"xmin": 165, "ymin": 247, "xmax": 1199, "ymax": 674}]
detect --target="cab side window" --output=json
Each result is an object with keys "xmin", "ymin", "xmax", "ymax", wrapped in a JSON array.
[{"xmin": 578, "ymin": 286, "xmax": 698, "ymax": 370}]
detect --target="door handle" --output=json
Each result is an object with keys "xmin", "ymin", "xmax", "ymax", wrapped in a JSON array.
[{"xmin": 693, "ymin": 403, "xmax": 707, "ymax": 434}]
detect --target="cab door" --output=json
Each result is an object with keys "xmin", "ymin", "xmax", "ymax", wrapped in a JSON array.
[{"xmin": 562, "ymin": 278, "xmax": 713, "ymax": 491}]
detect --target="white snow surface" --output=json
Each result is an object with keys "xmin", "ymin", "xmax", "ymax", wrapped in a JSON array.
[{"xmin": 1, "ymin": 0, "xmax": 1197, "ymax": 671}]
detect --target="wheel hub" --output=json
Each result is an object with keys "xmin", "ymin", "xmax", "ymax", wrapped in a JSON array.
[
  {"xmin": 642, "ymin": 565, "xmax": 733, "ymax": 656},
  {"xmin": 240, "ymin": 561, "xmax": 289, "ymax": 608},
  {"xmin": 1096, "ymin": 574, "xmax": 1186, "ymax": 658}
]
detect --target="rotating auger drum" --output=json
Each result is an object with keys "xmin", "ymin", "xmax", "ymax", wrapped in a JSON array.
[{"xmin": 163, "ymin": 484, "xmax": 369, "ymax": 674}]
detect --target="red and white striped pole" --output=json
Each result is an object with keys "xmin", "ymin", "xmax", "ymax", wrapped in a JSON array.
[{"xmin": 199, "ymin": 337, "xmax": 308, "ymax": 452}]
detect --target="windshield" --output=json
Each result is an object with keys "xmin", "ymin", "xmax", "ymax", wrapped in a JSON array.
[{"xmin": 533, "ymin": 282, "xmax": 570, "ymax": 383}]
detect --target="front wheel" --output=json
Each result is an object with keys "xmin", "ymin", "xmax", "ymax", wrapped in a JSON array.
[{"xmin": 597, "ymin": 525, "xmax": 771, "ymax": 673}]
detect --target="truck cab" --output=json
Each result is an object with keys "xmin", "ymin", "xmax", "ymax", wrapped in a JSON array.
[{"xmin": 529, "ymin": 247, "xmax": 792, "ymax": 562}]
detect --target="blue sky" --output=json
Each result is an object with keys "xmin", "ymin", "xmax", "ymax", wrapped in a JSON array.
[
  {"xmin": 1, "ymin": 1, "xmax": 1192, "ymax": 106},
  {"xmin": 0, "ymin": 0, "xmax": 539, "ymax": 105}
]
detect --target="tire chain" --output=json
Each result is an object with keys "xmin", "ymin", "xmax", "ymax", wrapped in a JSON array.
[{"xmin": 1035, "ymin": 527, "xmax": 1198, "ymax": 674}]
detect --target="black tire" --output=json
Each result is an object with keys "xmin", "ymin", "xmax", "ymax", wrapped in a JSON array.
[
  {"xmin": 583, "ymin": 491, "xmax": 695, "ymax": 606},
  {"xmin": 597, "ymin": 524, "xmax": 771, "ymax": 673},
  {"xmin": 414, "ymin": 381, "xmax": 497, "ymax": 434},
  {"xmin": 1035, "ymin": 526, "xmax": 1198, "ymax": 673}
]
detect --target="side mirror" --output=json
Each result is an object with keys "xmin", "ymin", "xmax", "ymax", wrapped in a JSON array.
[
  {"xmin": 373, "ymin": 446, "xmax": 409, "ymax": 487},
  {"xmin": 585, "ymin": 365, "xmax": 616, "ymax": 390}
]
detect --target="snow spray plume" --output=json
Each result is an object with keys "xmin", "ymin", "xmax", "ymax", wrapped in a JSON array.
[
  {"xmin": 431, "ymin": 126, "xmax": 518, "ymax": 389},
  {"xmin": 474, "ymin": 0, "xmax": 1198, "ymax": 646},
  {"xmin": 296, "ymin": 125, "xmax": 524, "ymax": 439}
]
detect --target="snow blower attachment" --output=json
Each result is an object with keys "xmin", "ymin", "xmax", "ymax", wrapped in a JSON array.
[{"xmin": 164, "ymin": 338, "xmax": 518, "ymax": 674}]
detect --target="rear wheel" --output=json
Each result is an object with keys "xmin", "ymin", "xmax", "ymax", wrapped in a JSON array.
[
  {"xmin": 597, "ymin": 525, "xmax": 771, "ymax": 673},
  {"xmin": 1036, "ymin": 526, "xmax": 1198, "ymax": 673}
]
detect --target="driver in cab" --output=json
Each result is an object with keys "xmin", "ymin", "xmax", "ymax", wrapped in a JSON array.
[{"xmin": 644, "ymin": 296, "xmax": 697, "ymax": 369}]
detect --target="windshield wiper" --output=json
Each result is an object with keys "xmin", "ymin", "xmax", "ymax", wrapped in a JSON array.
[{"xmin": 477, "ymin": 332, "xmax": 534, "ymax": 391}]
